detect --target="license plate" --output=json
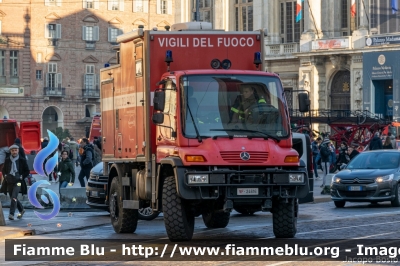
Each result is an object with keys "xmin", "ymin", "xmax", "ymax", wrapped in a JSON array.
[
  {"xmin": 348, "ymin": 186, "xmax": 362, "ymax": 191},
  {"xmin": 237, "ymin": 188, "xmax": 259, "ymax": 195},
  {"xmin": 90, "ymin": 191, "xmax": 98, "ymax": 197}
]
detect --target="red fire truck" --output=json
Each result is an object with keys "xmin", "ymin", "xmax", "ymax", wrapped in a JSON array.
[{"xmin": 100, "ymin": 22, "xmax": 310, "ymax": 241}]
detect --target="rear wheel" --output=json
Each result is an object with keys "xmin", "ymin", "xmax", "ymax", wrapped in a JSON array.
[
  {"xmin": 138, "ymin": 207, "xmax": 160, "ymax": 221},
  {"xmin": 109, "ymin": 177, "xmax": 138, "ymax": 233},
  {"xmin": 334, "ymin": 201, "xmax": 346, "ymax": 208},
  {"xmin": 202, "ymin": 210, "xmax": 230, "ymax": 228},
  {"xmin": 391, "ymin": 183, "xmax": 400, "ymax": 207},
  {"xmin": 272, "ymin": 198, "xmax": 298, "ymax": 238},
  {"xmin": 162, "ymin": 176, "xmax": 194, "ymax": 241}
]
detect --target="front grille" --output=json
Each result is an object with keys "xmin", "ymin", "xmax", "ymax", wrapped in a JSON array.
[
  {"xmin": 87, "ymin": 197, "xmax": 106, "ymax": 204},
  {"xmin": 220, "ymin": 151, "xmax": 268, "ymax": 163},
  {"xmin": 338, "ymin": 191, "xmax": 376, "ymax": 197},
  {"xmin": 340, "ymin": 179, "xmax": 375, "ymax": 184}
]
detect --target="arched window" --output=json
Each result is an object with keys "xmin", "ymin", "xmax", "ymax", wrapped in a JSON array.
[{"xmin": 330, "ymin": 70, "xmax": 351, "ymax": 110}]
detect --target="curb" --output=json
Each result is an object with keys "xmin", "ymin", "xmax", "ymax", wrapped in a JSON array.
[
  {"xmin": 0, "ymin": 228, "xmax": 36, "ymax": 240},
  {"xmin": 312, "ymin": 197, "xmax": 332, "ymax": 203}
]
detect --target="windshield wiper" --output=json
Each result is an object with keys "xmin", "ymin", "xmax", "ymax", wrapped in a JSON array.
[
  {"xmin": 210, "ymin": 129, "xmax": 280, "ymax": 142},
  {"xmin": 187, "ymin": 102, "xmax": 202, "ymax": 143}
]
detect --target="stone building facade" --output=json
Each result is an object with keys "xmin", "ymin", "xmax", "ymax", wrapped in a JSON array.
[
  {"xmin": 0, "ymin": 0, "xmax": 177, "ymax": 138},
  {"xmin": 177, "ymin": 0, "xmax": 400, "ymax": 132}
]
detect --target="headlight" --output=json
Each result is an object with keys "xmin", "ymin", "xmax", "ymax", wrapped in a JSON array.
[
  {"xmin": 331, "ymin": 175, "xmax": 341, "ymax": 184},
  {"xmin": 188, "ymin": 174, "xmax": 209, "ymax": 184},
  {"xmin": 376, "ymin": 174, "xmax": 394, "ymax": 183},
  {"xmin": 289, "ymin": 173, "xmax": 304, "ymax": 183}
]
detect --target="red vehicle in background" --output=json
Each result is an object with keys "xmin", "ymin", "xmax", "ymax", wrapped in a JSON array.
[
  {"xmin": 0, "ymin": 117, "xmax": 41, "ymax": 176},
  {"xmin": 88, "ymin": 114, "xmax": 101, "ymax": 142}
]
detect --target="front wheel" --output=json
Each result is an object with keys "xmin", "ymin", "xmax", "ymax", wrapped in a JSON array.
[
  {"xmin": 334, "ymin": 201, "xmax": 346, "ymax": 208},
  {"xmin": 391, "ymin": 183, "xmax": 400, "ymax": 207},
  {"xmin": 162, "ymin": 176, "xmax": 195, "ymax": 241},
  {"xmin": 272, "ymin": 198, "xmax": 298, "ymax": 238},
  {"xmin": 109, "ymin": 177, "xmax": 138, "ymax": 233}
]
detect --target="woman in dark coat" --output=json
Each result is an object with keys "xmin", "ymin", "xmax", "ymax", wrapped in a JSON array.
[
  {"xmin": 383, "ymin": 136, "xmax": 393, "ymax": 149},
  {"xmin": 337, "ymin": 142, "xmax": 349, "ymax": 166},
  {"xmin": 58, "ymin": 150, "xmax": 75, "ymax": 192}
]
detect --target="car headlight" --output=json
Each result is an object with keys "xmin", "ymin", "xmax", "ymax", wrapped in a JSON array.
[
  {"xmin": 289, "ymin": 173, "xmax": 304, "ymax": 183},
  {"xmin": 331, "ymin": 175, "xmax": 341, "ymax": 184},
  {"xmin": 188, "ymin": 174, "xmax": 209, "ymax": 184},
  {"xmin": 376, "ymin": 174, "xmax": 394, "ymax": 183}
]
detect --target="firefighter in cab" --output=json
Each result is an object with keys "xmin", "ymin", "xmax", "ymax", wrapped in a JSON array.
[{"xmin": 230, "ymin": 86, "xmax": 267, "ymax": 125}]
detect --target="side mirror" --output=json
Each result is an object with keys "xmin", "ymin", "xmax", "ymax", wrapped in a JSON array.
[
  {"xmin": 152, "ymin": 113, "xmax": 164, "ymax": 124},
  {"xmin": 153, "ymin": 90, "xmax": 165, "ymax": 111},
  {"xmin": 340, "ymin": 164, "xmax": 347, "ymax": 170},
  {"xmin": 298, "ymin": 93, "xmax": 310, "ymax": 113}
]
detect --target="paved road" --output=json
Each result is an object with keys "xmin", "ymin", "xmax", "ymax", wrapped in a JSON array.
[{"xmin": 2, "ymin": 200, "xmax": 400, "ymax": 265}]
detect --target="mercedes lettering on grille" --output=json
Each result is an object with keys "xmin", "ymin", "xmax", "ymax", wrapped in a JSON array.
[{"xmin": 240, "ymin": 152, "xmax": 250, "ymax": 161}]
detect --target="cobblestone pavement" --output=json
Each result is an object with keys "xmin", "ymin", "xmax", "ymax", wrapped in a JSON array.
[{"xmin": 2, "ymin": 200, "xmax": 400, "ymax": 266}]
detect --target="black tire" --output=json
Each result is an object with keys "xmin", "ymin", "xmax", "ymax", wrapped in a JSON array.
[
  {"xmin": 162, "ymin": 176, "xmax": 195, "ymax": 241},
  {"xmin": 334, "ymin": 201, "xmax": 346, "ymax": 208},
  {"xmin": 233, "ymin": 206, "xmax": 260, "ymax": 215},
  {"xmin": 202, "ymin": 210, "xmax": 230, "ymax": 228},
  {"xmin": 109, "ymin": 177, "xmax": 138, "ymax": 233},
  {"xmin": 272, "ymin": 198, "xmax": 298, "ymax": 238},
  {"xmin": 391, "ymin": 183, "xmax": 400, "ymax": 207},
  {"xmin": 138, "ymin": 207, "xmax": 161, "ymax": 221}
]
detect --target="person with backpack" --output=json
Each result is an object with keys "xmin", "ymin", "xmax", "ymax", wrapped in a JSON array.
[
  {"xmin": 77, "ymin": 138, "xmax": 93, "ymax": 187},
  {"xmin": 319, "ymin": 138, "xmax": 331, "ymax": 189},
  {"xmin": 369, "ymin": 132, "xmax": 383, "ymax": 150}
]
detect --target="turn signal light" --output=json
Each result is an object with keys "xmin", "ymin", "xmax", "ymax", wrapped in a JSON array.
[
  {"xmin": 185, "ymin": 155, "xmax": 207, "ymax": 162},
  {"xmin": 284, "ymin": 156, "xmax": 299, "ymax": 163}
]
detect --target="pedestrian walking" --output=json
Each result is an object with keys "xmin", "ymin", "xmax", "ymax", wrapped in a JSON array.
[
  {"xmin": 369, "ymin": 132, "xmax": 383, "ymax": 150},
  {"xmin": 77, "ymin": 138, "xmax": 94, "ymax": 187},
  {"xmin": 383, "ymin": 136, "xmax": 394, "ymax": 149},
  {"xmin": 319, "ymin": 138, "xmax": 331, "ymax": 190},
  {"xmin": 14, "ymin": 138, "xmax": 27, "ymax": 161},
  {"xmin": 0, "ymin": 144, "xmax": 29, "ymax": 220},
  {"xmin": 312, "ymin": 137, "xmax": 321, "ymax": 179},
  {"xmin": 41, "ymin": 137, "xmax": 49, "ymax": 149},
  {"xmin": 388, "ymin": 132, "xmax": 396, "ymax": 149},
  {"xmin": 337, "ymin": 142, "xmax": 349, "ymax": 167},
  {"xmin": 68, "ymin": 137, "xmax": 79, "ymax": 167},
  {"xmin": 58, "ymin": 150, "xmax": 75, "ymax": 193}
]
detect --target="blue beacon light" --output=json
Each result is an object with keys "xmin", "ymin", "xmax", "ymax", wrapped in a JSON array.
[
  {"xmin": 165, "ymin": 50, "xmax": 173, "ymax": 71},
  {"xmin": 254, "ymin": 52, "xmax": 262, "ymax": 70}
]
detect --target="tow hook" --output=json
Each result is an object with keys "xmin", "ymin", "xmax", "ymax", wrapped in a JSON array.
[{"xmin": 223, "ymin": 200, "xmax": 233, "ymax": 212}]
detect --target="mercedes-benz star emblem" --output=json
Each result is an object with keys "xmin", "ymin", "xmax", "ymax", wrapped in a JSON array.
[{"xmin": 240, "ymin": 152, "xmax": 250, "ymax": 161}]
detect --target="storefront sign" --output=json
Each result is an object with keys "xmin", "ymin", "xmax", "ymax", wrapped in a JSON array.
[
  {"xmin": 311, "ymin": 39, "xmax": 349, "ymax": 50},
  {"xmin": 365, "ymin": 35, "xmax": 400, "ymax": 46},
  {"xmin": 0, "ymin": 87, "xmax": 19, "ymax": 94}
]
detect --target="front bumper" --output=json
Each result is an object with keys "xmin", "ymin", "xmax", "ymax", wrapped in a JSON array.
[
  {"xmin": 86, "ymin": 176, "xmax": 108, "ymax": 210},
  {"xmin": 331, "ymin": 181, "xmax": 394, "ymax": 202},
  {"xmin": 176, "ymin": 168, "xmax": 309, "ymax": 200}
]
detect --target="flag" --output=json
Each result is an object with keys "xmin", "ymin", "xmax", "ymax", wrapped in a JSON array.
[
  {"xmin": 392, "ymin": 0, "xmax": 398, "ymax": 14},
  {"xmin": 296, "ymin": 0, "xmax": 304, "ymax": 23},
  {"xmin": 351, "ymin": 0, "xmax": 356, "ymax": 17}
]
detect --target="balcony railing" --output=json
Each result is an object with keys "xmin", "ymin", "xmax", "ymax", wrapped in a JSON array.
[
  {"xmin": 265, "ymin": 43, "xmax": 299, "ymax": 57},
  {"xmin": 48, "ymin": 39, "xmax": 59, "ymax": 47},
  {"xmin": 44, "ymin": 87, "xmax": 65, "ymax": 97},
  {"xmin": 10, "ymin": 76, "xmax": 19, "ymax": 85},
  {"xmin": 86, "ymin": 41, "xmax": 96, "ymax": 50},
  {"xmin": 82, "ymin": 88, "xmax": 100, "ymax": 98},
  {"xmin": 0, "ymin": 76, "xmax": 6, "ymax": 85}
]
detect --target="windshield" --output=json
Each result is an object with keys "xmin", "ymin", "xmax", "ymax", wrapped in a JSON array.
[
  {"xmin": 181, "ymin": 74, "xmax": 290, "ymax": 139},
  {"xmin": 347, "ymin": 152, "xmax": 400, "ymax": 170}
]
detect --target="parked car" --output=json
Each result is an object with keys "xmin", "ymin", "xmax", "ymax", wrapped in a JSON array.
[
  {"xmin": 331, "ymin": 150, "xmax": 400, "ymax": 208},
  {"xmin": 86, "ymin": 162, "xmax": 160, "ymax": 220}
]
